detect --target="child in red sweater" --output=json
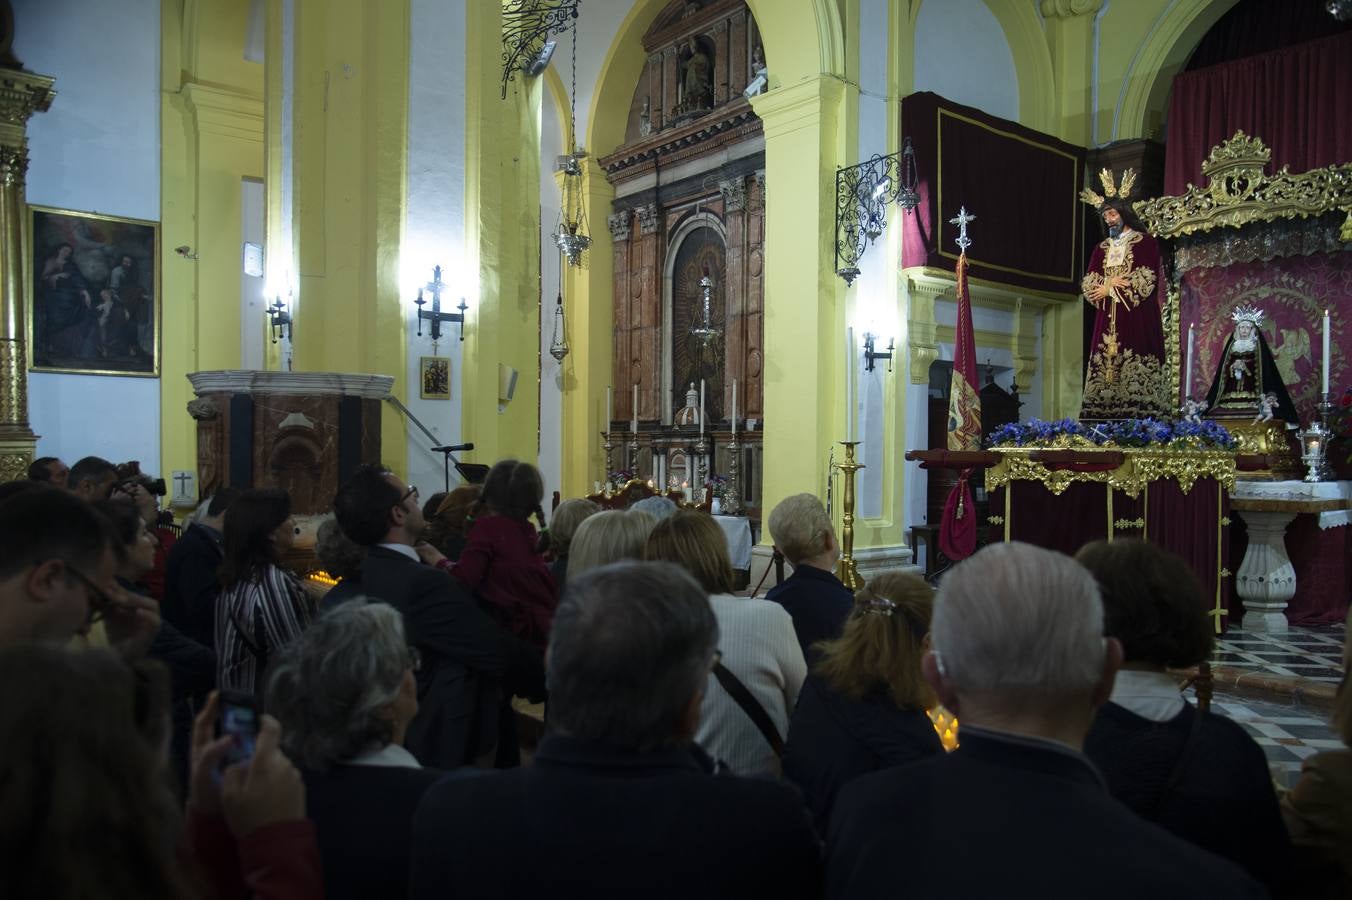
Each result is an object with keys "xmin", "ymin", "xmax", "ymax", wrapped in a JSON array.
[{"xmin": 420, "ymin": 460, "xmax": 558, "ymax": 649}]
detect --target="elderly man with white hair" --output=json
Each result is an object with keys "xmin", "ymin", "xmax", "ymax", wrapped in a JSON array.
[{"xmin": 826, "ymin": 542, "xmax": 1266, "ymax": 900}]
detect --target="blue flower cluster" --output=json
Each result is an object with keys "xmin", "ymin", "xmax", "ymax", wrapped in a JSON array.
[{"xmin": 985, "ymin": 417, "xmax": 1237, "ymax": 450}]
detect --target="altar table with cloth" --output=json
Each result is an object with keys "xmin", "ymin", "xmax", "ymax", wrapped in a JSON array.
[
  {"xmin": 983, "ymin": 447, "xmax": 1237, "ymax": 632},
  {"xmin": 1229, "ymin": 480, "xmax": 1352, "ymax": 630}
]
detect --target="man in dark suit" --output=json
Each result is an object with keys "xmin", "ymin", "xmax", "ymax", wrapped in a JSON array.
[
  {"xmin": 162, "ymin": 487, "xmax": 237, "ymax": 649},
  {"xmin": 329, "ymin": 465, "xmax": 540, "ymax": 769},
  {"xmin": 827, "ymin": 542, "xmax": 1267, "ymax": 900},
  {"xmin": 410, "ymin": 562, "xmax": 823, "ymax": 900},
  {"xmin": 764, "ymin": 493, "xmax": 852, "ymax": 660}
]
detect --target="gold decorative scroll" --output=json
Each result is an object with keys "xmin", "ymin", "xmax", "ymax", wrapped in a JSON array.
[
  {"xmin": 1135, "ymin": 131, "xmax": 1352, "ymax": 239},
  {"xmin": 984, "ymin": 448, "xmax": 1238, "ymax": 498}
]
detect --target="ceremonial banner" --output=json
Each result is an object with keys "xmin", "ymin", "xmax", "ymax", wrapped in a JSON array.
[
  {"xmin": 948, "ymin": 252, "xmax": 980, "ymax": 451},
  {"xmin": 941, "ymin": 249, "xmax": 980, "ymax": 561}
]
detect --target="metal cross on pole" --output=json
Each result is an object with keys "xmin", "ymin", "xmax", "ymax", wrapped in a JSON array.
[
  {"xmin": 414, "ymin": 264, "xmax": 469, "ymax": 343},
  {"xmin": 950, "ymin": 206, "xmax": 976, "ymax": 252}
]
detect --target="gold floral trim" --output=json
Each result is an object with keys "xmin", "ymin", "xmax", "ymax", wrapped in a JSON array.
[
  {"xmin": 1081, "ymin": 342, "xmax": 1171, "ymax": 420},
  {"xmin": 1136, "ymin": 131, "xmax": 1352, "ymax": 239},
  {"xmin": 1113, "ymin": 517, "xmax": 1146, "ymax": 530},
  {"xmin": 985, "ymin": 448, "xmax": 1237, "ymax": 498}
]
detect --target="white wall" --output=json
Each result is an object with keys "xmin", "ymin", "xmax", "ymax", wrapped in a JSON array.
[
  {"xmin": 403, "ymin": 0, "xmax": 468, "ymax": 493},
  {"xmin": 16, "ymin": 0, "xmax": 162, "ymax": 474},
  {"xmin": 913, "ymin": 0, "xmax": 1018, "ymax": 122}
]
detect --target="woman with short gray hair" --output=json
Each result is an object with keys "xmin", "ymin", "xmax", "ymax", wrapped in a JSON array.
[{"xmin": 266, "ymin": 600, "xmax": 443, "ymax": 900}]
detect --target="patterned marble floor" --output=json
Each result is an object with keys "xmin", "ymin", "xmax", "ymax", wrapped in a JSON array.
[
  {"xmin": 1211, "ymin": 692, "xmax": 1343, "ymax": 789},
  {"xmin": 1213, "ymin": 624, "xmax": 1346, "ymax": 684}
]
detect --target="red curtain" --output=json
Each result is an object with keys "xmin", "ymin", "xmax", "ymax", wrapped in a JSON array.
[{"xmin": 1163, "ymin": 31, "xmax": 1352, "ymax": 196}]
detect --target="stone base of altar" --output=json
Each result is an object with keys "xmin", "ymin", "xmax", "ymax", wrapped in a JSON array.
[{"xmin": 1230, "ymin": 480, "xmax": 1352, "ymax": 631}]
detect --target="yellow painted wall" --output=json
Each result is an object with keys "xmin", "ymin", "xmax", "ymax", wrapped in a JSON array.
[
  {"xmin": 159, "ymin": 0, "xmax": 264, "ymax": 494},
  {"xmin": 288, "ymin": 0, "xmax": 410, "ymax": 469},
  {"xmin": 462, "ymin": 0, "xmax": 544, "ymax": 469}
]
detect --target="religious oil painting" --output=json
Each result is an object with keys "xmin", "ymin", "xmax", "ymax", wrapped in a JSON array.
[
  {"xmin": 29, "ymin": 206, "xmax": 160, "ymax": 376},
  {"xmin": 420, "ymin": 356, "xmax": 451, "ymax": 400}
]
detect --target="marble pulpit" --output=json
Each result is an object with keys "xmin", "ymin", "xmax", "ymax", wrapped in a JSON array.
[{"xmin": 186, "ymin": 371, "xmax": 393, "ymax": 515}]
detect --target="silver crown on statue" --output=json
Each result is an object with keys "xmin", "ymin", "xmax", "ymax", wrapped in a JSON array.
[{"xmin": 1230, "ymin": 305, "xmax": 1265, "ymax": 327}]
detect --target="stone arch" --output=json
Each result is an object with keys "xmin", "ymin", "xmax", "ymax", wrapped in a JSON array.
[
  {"xmin": 1115, "ymin": 0, "xmax": 1242, "ymax": 142},
  {"xmin": 977, "ymin": 0, "xmax": 1056, "ymax": 132},
  {"xmin": 584, "ymin": 0, "xmax": 845, "ymax": 160}
]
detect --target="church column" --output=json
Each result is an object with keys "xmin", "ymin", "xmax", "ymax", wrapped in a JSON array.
[
  {"xmin": 728, "ymin": 10, "xmax": 749, "ymax": 98},
  {"xmin": 635, "ymin": 204, "xmax": 660, "ymax": 425},
  {"xmin": 287, "ymin": 0, "xmax": 409, "ymax": 465},
  {"xmin": 558, "ymin": 155, "xmax": 615, "ymax": 497},
  {"xmin": 748, "ymin": 74, "xmax": 846, "ymax": 528},
  {"xmin": 608, "ymin": 210, "xmax": 632, "ymax": 427},
  {"xmin": 1040, "ymin": 0, "xmax": 1104, "ymax": 146},
  {"xmin": 719, "ymin": 177, "xmax": 748, "ymax": 417},
  {"xmin": 645, "ymin": 53, "xmax": 664, "ymax": 132},
  {"xmin": 463, "ymin": 0, "xmax": 542, "ymax": 465},
  {"xmin": 0, "ymin": 64, "xmax": 53, "ymax": 483}
]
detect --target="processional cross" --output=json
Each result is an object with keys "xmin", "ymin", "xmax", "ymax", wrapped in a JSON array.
[{"xmin": 950, "ymin": 206, "xmax": 975, "ymax": 252}]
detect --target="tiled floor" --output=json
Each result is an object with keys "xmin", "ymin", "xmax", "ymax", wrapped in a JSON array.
[
  {"xmin": 1212, "ymin": 693, "xmax": 1344, "ymax": 789},
  {"xmin": 1213, "ymin": 625, "xmax": 1346, "ymax": 684}
]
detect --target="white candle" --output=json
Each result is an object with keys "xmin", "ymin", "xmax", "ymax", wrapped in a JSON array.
[
  {"xmin": 632, "ymin": 383, "xmax": 638, "ymax": 433},
  {"xmin": 1185, "ymin": 323, "xmax": 1195, "ymax": 399},
  {"xmin": 731, "ymin": 379, "xmax": 738, "ymax": 434},
  {"xmin": 699, "ymin": 379, "xmax": 706, "ymax": 435},
  {"xmin": 1323, "ymin": 308, "xmax": 1331, "ymax": 396},
  {"xmin": 606, "ymin": 385, "xmax": 613, "ymax": 430}
]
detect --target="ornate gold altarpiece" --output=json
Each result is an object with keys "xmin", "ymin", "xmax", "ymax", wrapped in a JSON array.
[{"xmin": 1135, "ymin": 132, "xmax": 1352, "ymax": 471}]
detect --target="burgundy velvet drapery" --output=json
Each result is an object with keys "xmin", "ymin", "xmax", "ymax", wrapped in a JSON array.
[
  {"xmin": 899, "ymin": 92, "xmax": 1085, "ymax": 295},
  {"xmin": 1163, "ymin": 31, "xmax": 1352, "ymax": 196},
  {"xmin": 991, "ymin": 475, "xmax": 1232, "ymax": 630}
]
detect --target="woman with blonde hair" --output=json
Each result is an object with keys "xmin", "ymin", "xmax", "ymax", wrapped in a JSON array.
[
  {"xmin": 566, "ymin": 509, "xmax": 655, "ymax": 580},
  {"xmin": 645, "ymin": 510, "xmax": 804, "ymax": 777},
  {"xmin": 782, "ymin": 572, "xmax": 943, "ymax": 834},
  {"xmin": 547, "ymin": 498, "xmax": 601, "ymax": 591}
]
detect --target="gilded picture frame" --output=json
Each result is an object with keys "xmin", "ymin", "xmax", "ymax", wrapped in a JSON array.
[
  {"xmin": 27, "ymin": 205, "xmax": 161, "ymax": 377},
  {"xmin": 420, "ymin": 356, "xmax": 451, "ymax": 400}
]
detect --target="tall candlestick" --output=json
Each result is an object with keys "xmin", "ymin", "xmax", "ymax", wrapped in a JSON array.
[
  {"xmin": 699, "ymin": 379, "xmax": 706, "ymax": 435},
  {"xmin": 731, "ymin": 379, "xmax": 738, "ymax": 434},
  {"xmin": 845, "ymin": 327, "xmax": 855, "ymax": 442},
  {"xmin": 631, "ymin": 383, "xmax": 638, "ymax": 433},
  {"xmin": 1185, "ymin": 322, "xmax": 1195, "ymax": 399},
  {"xmin": 1323, "ymin": 309, "xmax": 1331, "ymax": 396},
  {"xmin": 606, "ymin": 385, "xmax": 613, "ymax": 429}
]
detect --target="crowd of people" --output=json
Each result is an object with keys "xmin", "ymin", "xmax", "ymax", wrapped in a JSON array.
[{"xmin": 2, "ymin": 454, "xmax": 1350, "ymax": 898}]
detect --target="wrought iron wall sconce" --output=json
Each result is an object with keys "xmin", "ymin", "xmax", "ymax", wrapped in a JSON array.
[
  {"xmin": 266, "ymin": 294, "xmax": 292, "ymax": 344},
  {"xmin": 862, "ymin": 333, "xmax": 894, "ymax": 373},
  {"xmin": 414, "ymin": 265, "xmax": 469, "ymax": 342},
  {"xmin": 834, "ymin": 137, "xmax": 919, "ymax": 286},
  {"xmin": 501, "ymin": 0, "xmax": 579, "ymax": 98}
]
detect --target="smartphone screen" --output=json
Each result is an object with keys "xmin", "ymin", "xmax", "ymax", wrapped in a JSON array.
[{"xmin": 218, "ymin": 692, "xmax": 259, "ymax": 767}]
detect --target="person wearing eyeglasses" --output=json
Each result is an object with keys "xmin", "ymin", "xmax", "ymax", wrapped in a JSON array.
[
  {"xmin": 267, "ymin": 599, "xmax": 444, "ymax": 900},
  {"xmin": 0, "ymin": 484, "xmax": 160, "ymax": 658},
  {"xmin": 330, "ymin": 465, "xmax": 544, "ymax": 769},
  {"xmin": 95, "ymin": 498, "xmax": 215, "ymax": 791},
  {"xmin": 216, "ymin": 488, "xmax": 313, "ymax": 700}
]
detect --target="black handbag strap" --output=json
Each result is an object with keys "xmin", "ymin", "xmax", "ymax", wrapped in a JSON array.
[{"xmin": 711, "ymin": 661, "xmax": 784, "ymax": 757}]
